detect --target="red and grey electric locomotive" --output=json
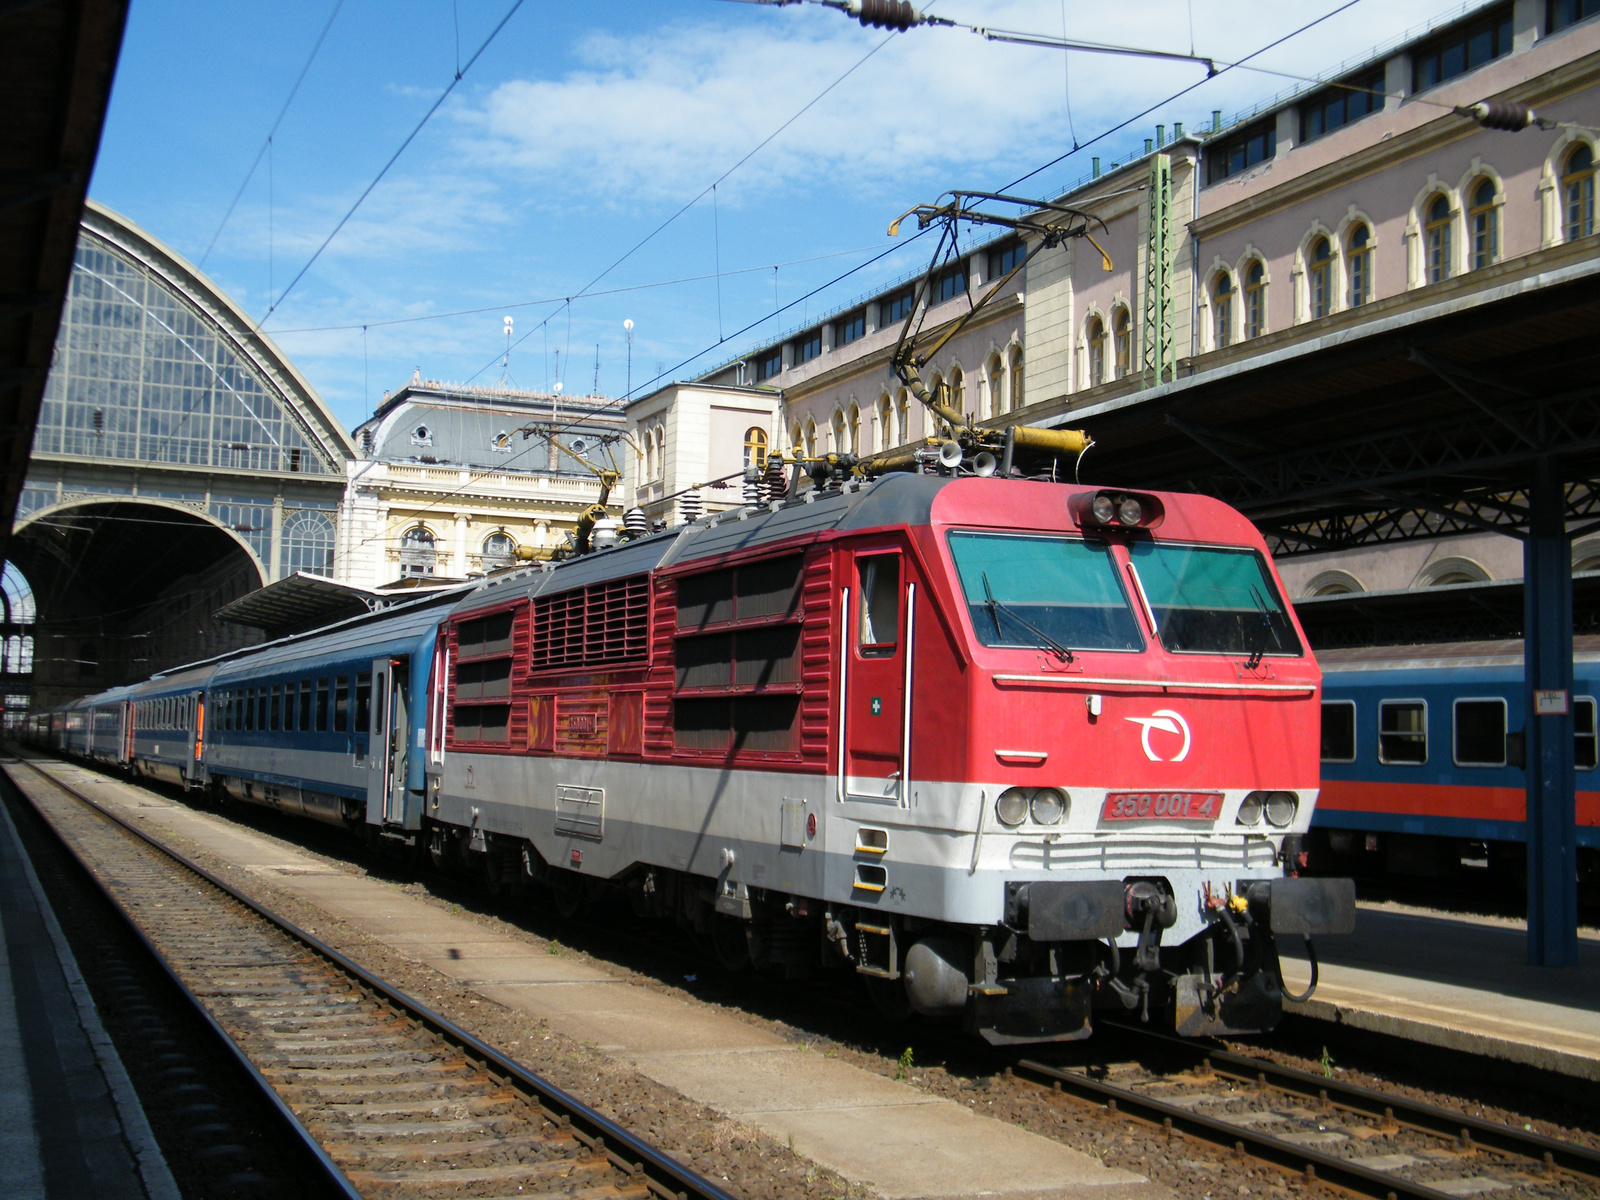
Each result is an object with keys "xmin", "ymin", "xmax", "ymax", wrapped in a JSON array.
[{"xmin": 422, "ymin": 468, "xmax": 1351, "ymax": 1043}]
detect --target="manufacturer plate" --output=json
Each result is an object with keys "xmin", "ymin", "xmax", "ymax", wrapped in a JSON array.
[{"xmin": 1101, "ymin": 791, "xmax": 1222, "ymax": 823}]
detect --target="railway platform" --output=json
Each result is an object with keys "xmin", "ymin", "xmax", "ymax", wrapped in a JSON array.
[
  {"xmin": 0, "ymin": 790, "xmax": 179, "ymax": 1200},
  {"xmin": 1279, "ymin": 901, "xmax": 1600, "ymax": 1079}
]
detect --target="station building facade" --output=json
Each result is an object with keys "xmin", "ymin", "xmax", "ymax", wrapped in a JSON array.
[
  {"xmin": 340, "ymin": 376, "xmax": 628, "ymax": 587},
  {"xmin": 702, "ymin": 0, "xmax": 1600, "ymax": 599}
]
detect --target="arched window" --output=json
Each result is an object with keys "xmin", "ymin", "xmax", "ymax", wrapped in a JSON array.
[
  {"xmin": 482, "ymin": 531, "xmax": 516, "ymax": 569},
  {"xmin": 280, "ymin": 509, "xmax": 335, "ymax": 578},
  {"xmin": 1563, "ymin": 144, "xmax": 1595, "ymax": 241},
  {"xmin": 1425, "ymin": 194, "xmax": 1452, "ymax": 283},
  {"xmin": 1347, "ymin": 224, "xmax": 1372, "ymax": 307},
  {"xmin": 985, "ymin": 353, "xmax": 1004, "ymax": 416},
  {"xmin": 654, "ymin": 426, "xmax": 666, "ymax": 478},
  {"xmin": 743, "ymin": 426, "xmax": 768, "ymax": 469},
  {"xmin": 1243, "ymin": 261, "xmax": 1266, "ymax": 338},
  {"xmin": 896, "ymin": 389, "xmax": 910, "ymax": 444},
  {"xmin": 791, "ymin": 424, "xmax": 804, "ymax": 457},
  {"xmin": 877, "ymin": 395, "xmax": 893, "ymax": 449},
  {"xmin": 1469, "ymin": 178, "xmax": 1498, "ymax": 269},
  {"xmin": 1007, "ymin": 346, "xmax": 1024, "ymax": 410},
  {"xmin": 804, "ymin": 419, "xmax": 817, "ymax": 459},
  {"xmin": 1211, "ymin": 273, "xmax": 1233, "ymax": 348},
  {"xmin": 1308, "ymin": 237, "xmax": 1333, "ymax": 319},
  {"xmin": 644, "ymin": 431, "xmax": 655, "ymax": 481},
  {"xmin": 1086, "ymin": 316, "xmax": 1106, "ymax": 385},
  {"xmin": 1112, "ymin": 308, "xmax": 1131, "ymax": 377},
  {"xmin": 947, "ymin": 368, "xmax": 964, "ymax": 415},
  {"xmin": 847, "ymin": 405, "xmax": 861, "ymax": 454},
  {"xmin": 830, "ymin": 410, "xmax": 846, "ymax": 453},
  {"xmin": 400, "ymin": 526, "xmax": 437, "ymax": 577}
]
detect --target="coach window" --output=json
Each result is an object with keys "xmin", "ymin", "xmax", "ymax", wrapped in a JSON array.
[
  {"xmin": 1453, "ymin": 698, "xmax": 1506, "ymax": 767},
  {"xmin": 356, "ymin": 672, "xmax": 372, "ymax": 734},
  {"xmin": 299, "ymin": 680, "xmax": 313, "ymax": 731},
  {"xmin": 257, "ymin": 687, "xmax": 269, "ymax": 731},
  {"xmin": 1321, "ymin": 700, "xmax": 1356, "ymax": 762},
  {"xmin": 1577, "ymin": 697, "xmax": 1597, "ymax": 770},
  {"xmin": 1379, "ymin": 700, "xmax": 1428, "ymax": 764},
  {"xmin": 316, "ymin": 678, "xmax": 330, "ymax": 731},
  {"xmin": 271, "ymin": 684, "xmax": 283, "ymax": 732},
  {"xmin": 334, "ymin": 676, "xmax": 350, "ymax": 733},
  {"xmin": 858, "ymin": 555, "xmax": 900, "ymax": 657}
]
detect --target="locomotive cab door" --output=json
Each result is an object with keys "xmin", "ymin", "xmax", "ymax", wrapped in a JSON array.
[
  {"xmin": 368, "ymin": 658, "xmax": 410, "ymax": 825},
  {"xmin": 842, "ymin": 549, "xmax": 915, "ymax": 805}
]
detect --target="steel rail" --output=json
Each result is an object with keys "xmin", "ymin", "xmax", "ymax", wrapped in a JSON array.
[
  {"xmin": 1130, "ymin": 1026, "xmax": 1600, "ymax": 1180},
  {"xmin": 0, "ymin": 756, "xmax": 364, "ymax": 1200},
  {"xmin": 1015, "ymin": 1058, "xmax": 1494, "ymax": 1200},
  {"xmin": 6, "ymin": 754, "xmax": 737, "ymax": 1200}
]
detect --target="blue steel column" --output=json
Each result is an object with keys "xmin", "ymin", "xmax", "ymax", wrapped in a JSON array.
[{"xmin": 1523, "ymin": 458, "xmax": 1577, "ymax": 966}]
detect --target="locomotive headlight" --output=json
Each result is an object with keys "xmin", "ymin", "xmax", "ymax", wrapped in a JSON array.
[
  {"xmin": 995, "ymin": 788, "xmax": 1031, "ymax": 826},
  {"xmin": 1116, "ymin": 497, "xmax": 1144, "ymax": 526},
  {"xmin": 1090, "ymin": 494, "xmax": 1116, "ymax": 525},
  {"xmin": 1265, "ymin": 791, "xmax": 1299, "ymax": 827},
  {"xmin": 1236, "ymin": 791, "xmax": 1266, "ymax": 826},
  {"xmin": 1029, "ymin": 788, "xmax": 1067, "ymax": 825}
]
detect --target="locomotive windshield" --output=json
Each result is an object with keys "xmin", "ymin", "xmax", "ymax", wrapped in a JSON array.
[
  {"xmin": 948, "ymin": 533, "xmax": 1143, "ymax": 652},
  {"xmin": 1128, "ymin": 542, "xmax": 1302, "ymax": 656}
]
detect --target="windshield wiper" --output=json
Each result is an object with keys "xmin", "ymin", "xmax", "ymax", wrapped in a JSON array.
[
  {"xmin": 1243, "ymin": 584, "xmax": 1285, "ymax": 669},
  {"xmin": 982, "ymin": 571, "xmax": 1074, "ymax": 664}
]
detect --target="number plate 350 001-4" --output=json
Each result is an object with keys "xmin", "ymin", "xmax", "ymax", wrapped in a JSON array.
[{"xmin": 1100, "ymin": 791, "xmax": 1222, "ymax": 823}]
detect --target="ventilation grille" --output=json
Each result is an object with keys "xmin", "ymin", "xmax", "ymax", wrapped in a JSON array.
[{"xmin": 532, "ymin": 575, "xmax": 649, "ymax": 669}]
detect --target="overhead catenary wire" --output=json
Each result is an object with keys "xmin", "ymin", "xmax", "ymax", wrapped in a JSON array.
[
  {"xmin": 254, "ymin": 0, "xmax": 530, "ymax": 330},
  {"xmin": 198, "ymin": 0, "xmax": 346, "ymax": 269}
]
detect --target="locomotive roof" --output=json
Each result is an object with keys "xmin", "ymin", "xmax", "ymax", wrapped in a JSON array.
[{"xmin": 448, "ymin": 473, "xmax": 951, "ymax": 617}]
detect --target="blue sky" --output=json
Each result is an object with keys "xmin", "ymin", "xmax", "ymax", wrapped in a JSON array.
[{"xmin": 89, "ymin": 0, "xmax": 1462, "ymax": 434}]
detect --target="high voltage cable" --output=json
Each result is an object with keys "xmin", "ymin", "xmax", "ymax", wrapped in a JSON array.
[
  {"xmin": 199, "ymin": 0, "xmax": 346, "ymax": 269},
  {"xmin": 459, "ymin": 16, "xmax": 909, "ymax": 387},
  {"xmin": 269, "ymin": 243, "xmax": 897, "ymax": 334},
  {"xmin": 255, "ymin": 0, "xmax": 529, "ymax": 329}
]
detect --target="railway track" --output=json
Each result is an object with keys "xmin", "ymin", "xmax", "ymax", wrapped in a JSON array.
[
  {"xmin": 3, "ymin": 755, "xmax": 736, "ymax": 1200},
  {"xmin": 1017, "ymin": 1026, "xmax": 1600, "ymax": 1200}
]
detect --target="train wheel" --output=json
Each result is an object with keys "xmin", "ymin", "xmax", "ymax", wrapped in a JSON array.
[{"xmin": 864, "ymin": 975, "xmax": 911, "ymax": 1023}]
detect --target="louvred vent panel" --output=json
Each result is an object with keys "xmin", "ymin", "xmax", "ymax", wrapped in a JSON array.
[{"xmin": 531, "ymin": 575, "xmax": 650, "ymax": 669}]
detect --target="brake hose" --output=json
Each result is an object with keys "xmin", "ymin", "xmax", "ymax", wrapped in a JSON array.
[{"xmin": 1280, "ymin": 934, "xmax": 1319, "ymax": 1003}]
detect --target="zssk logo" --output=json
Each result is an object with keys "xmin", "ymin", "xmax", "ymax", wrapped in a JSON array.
[{"xmin": 1125, "ymin": 709, "xmax": 1192, "ymax": 762}]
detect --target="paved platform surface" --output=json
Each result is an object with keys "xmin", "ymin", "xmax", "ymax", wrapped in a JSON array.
[
  {"xmin": 12, "ymin": 758, "xmax": 1159, "ymax": 1200},
  {"xmin": 1280, "ymin": 900, "xmax": 1600, "ymax": 1079},
  {"xmin": 0, "ymin": 782, "xmax": 179, "ymax": 1200}
]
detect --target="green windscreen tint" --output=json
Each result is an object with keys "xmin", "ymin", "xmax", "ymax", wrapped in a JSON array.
[
  {"xmin": 947, "ymin": 532, "xmax": 1142, "ymax": 652},
  {"xmin": 1129, "ymin": 542, "xmax": 1302, "ymax": 656}
]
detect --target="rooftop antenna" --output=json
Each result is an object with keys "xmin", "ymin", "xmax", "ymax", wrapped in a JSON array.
[
  {"xmin": 624, "ymin": 319, "xmax": 634, "ymax": 397},
  {"xmin": 498, "ymin": 315, "xmax": 514, "ymax": 387},
  {"xmin": 592, "ymin": 343, "xmax": 600, "ymax": 396}
]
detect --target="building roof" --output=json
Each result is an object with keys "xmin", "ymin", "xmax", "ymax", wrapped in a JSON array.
[
  {"xmin": 0, "ymin": 0, "xmax": 128, "ymax": 570},
  {"xmin": 353, "ymin": 376, "xmax": 627, "ymax": 474}
]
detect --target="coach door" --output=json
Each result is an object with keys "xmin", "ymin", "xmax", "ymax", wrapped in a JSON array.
[
  {"xmin": 842, "ymin": 549, "xmax": 914, "ymax": 805},
  {"xmin": 368, "ymin": 658, "xmax": 410, "ymax": 824}
]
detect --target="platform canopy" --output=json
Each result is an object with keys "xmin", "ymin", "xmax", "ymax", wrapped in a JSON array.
[
  {"xmin": 1058, "ymin": 238, "xmax": 1600, "ymax": 551},
  {"xmin": 215, "ymin": 572, "xmax": 474, "ymax": 638}
]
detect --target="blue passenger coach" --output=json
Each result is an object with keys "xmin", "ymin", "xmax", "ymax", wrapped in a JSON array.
[
  {"xmin": 1313, "ymin": 638, "xmax": 1600, "ymax": 880},
  {"xmin": 130, "ymin": 663, "xmax": 219, "ymax": 789},
  {"xmin": 204, "ymin": 600, "xmax": 446, "ymax": 831}
]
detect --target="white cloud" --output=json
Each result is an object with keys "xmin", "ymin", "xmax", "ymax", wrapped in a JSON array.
[{"xmin": 456, "ymin": 0, "xmax": 1459, "ymax": 205}]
